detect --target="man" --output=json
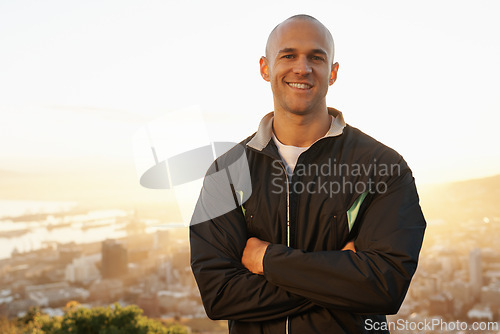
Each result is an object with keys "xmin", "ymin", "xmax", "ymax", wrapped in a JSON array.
[{"xmin": 190, "ymin": 14, "xmax": 426, "ymax": 333}]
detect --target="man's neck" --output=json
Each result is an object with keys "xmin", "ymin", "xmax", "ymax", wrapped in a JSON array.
[{"xmin": 272, "ymin": 107, "xmax": 331, "ymax": 147}]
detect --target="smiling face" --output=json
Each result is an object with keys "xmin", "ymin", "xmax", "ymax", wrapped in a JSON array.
[{"xmin": 260, "ymin": 18, "xmax": 338, "ymax": 116}]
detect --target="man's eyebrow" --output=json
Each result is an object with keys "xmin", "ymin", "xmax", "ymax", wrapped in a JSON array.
[
  {"xmin": 277, "ymin": 47, "xmax": 297, "ymax": 54},
  {"xmin": 311, "ymin": 48, "xmax": 328, "ymax": 56}
]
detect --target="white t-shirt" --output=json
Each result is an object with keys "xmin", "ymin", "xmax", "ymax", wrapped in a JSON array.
[
  {"xmin": 272, "ymin": 133, "xmax": 309, "ymax": 178},
  {"xmin": 272, "ymin": 116, "xmax": 334, "ymax": 178}
]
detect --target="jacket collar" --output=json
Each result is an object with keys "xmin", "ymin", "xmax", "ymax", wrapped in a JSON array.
[{"xmin": 247, "ymin": 107, "xmax": 346, "ymax": 151}]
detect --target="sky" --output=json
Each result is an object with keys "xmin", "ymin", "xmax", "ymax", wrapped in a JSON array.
[{"xmin": 0, "ymin": 0, "xmax": 499, "ymax": 188}]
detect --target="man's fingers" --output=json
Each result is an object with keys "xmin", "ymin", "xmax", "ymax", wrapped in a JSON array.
[
  {"xmin": 242, "ymin": 237, "xmax": 269, "ymax": 275},
  {"xmin": 341, "ymin": 240, "xmax": 356, "ymax": 253}
]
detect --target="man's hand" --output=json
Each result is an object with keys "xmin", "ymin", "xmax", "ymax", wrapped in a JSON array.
[
  {"xmin": 242, "ymin": 237, "xmax": 270, "ymax": 275},
  {"xmin": 341, "ymin": 240, "xmax": 356, "ymax": 252}
]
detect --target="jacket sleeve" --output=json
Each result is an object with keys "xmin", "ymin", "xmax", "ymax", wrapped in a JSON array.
[
  {"xmin": 262, "ymin": 168, "xmax": 426, "ymax": 315},
  {"xmin": 190, "ymin": 155, "xmax": 317, "ymax": 321}
]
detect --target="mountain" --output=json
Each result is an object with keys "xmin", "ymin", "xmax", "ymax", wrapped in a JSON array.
[{"xmin": 419, "ymin": 173, "xmax": 500, "ymax": 223}]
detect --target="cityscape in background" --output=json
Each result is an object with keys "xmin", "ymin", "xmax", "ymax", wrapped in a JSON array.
[{"xmin": 0, "ymin": 174, "xmax": 499, "ymax": 333}]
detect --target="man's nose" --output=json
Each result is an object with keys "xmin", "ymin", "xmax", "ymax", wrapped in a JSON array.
[{"xmin": 293, "ymin": 56, "xmax": 312, "ymax": 75}]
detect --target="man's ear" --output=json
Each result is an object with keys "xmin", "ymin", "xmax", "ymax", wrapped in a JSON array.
[
  {"xmin": 260, "ymin": 57, "xmax": 270, "ymax": 82},
  {"xmin": 329, "ymin": 62, "xmax": 339, "ymax": 85}
]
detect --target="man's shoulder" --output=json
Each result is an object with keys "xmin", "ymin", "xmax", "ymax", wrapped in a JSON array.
[
  {"xmin": 343, "ymin": 124, "xmax": 405, "ymax": 165},
  {"xmin": 207, "ymin": 133, "xmax": 257, "ymax": 172}
]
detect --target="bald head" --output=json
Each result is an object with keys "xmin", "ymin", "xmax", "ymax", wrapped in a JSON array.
[{"xmin": 265, "ymin": 15, "xmax": 335, "ymax": 63}]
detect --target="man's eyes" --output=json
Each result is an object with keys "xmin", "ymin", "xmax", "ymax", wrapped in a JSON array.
[
  {"xmin": 280, "ymin": 55, "xmax": 325, "ymax": 61},
  {"xmin": 312, "ymin": 56, "xmax": 325, "ymax": 61}
]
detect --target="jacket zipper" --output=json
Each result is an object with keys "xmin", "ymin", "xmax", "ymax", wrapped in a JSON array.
[
  {"xmin": 250, "ymin": 148, "xmax": 292, "ymax": 334},
  {"xmin": 278, "ymin": 161, "xmax": 291, "ymax": 334}
]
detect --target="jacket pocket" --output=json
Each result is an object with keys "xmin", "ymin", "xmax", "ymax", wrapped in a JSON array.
[
  {"xmin": 330, "ymin": 213, "xmax": 350, "ymax": 250},
  {"xmin": 245, "ymin": 211, "xmax": 257, "ymax": 238}
]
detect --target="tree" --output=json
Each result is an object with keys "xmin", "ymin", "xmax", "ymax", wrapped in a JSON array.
[
  {"xmin": 12, "ymin": 302, "xmax": 189, "ymax": 334},
  {"xmin": 0, "ymin": 316, "xmax": 22, "ymax": 334}
]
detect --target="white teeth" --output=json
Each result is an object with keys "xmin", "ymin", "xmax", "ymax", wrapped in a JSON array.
[{"xmin": 288, "ymin": 82, "xmax": 311, "ymax": 89}]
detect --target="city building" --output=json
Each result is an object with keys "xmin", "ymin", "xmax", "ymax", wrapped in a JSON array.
[
  {"xmin": 101, "ymin": 240, "xmax": 127, "ymax": 279},
  {"xmin": 470, "ymin": 248, "xmax": 483, "ymax": 299},
  {"xmin": 65, "ymin": 254, "xmax": 101, "ymax": 283}
]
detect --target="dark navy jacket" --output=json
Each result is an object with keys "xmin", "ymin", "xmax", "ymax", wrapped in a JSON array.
[{"xmin": 190, "ymin": 108, "xmax": 426, "ymax": 333}]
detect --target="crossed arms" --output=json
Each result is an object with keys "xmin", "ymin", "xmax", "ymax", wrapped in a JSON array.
[
  {"xmin": 190, "ymin": 166, "xmax": 426, "ymax": 321},
  {"xmin": 242, "ymin": 237, "xmax": 356, "ymax": 275}
]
